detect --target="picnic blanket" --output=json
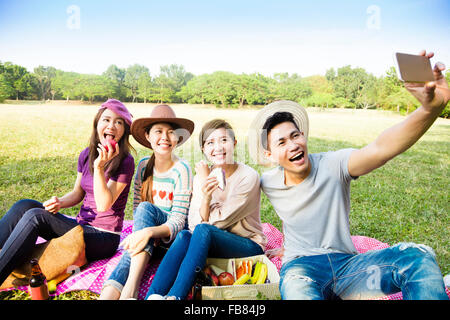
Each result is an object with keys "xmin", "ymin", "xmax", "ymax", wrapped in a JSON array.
[{"xmin": 1, "ymin": 221, "xmax": 449, "ymax": 300}]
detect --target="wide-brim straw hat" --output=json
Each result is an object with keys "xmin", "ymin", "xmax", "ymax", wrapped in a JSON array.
[
  {"xmin": 247, "ymin": 100, "xmax": 309, "ymax": 167},
  {"xmin": 131, "ymin": 104, "xmax": 195, "ymax": 149}
]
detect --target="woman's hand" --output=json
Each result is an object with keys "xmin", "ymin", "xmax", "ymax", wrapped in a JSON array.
[
  {"xmin": 43, "ymin": 196, "xmax": 61, "ymax": 214},
  {"xmin": 94, "ymin": 141, "xmax": 120, "ymax": 170},
  {"xmin": 195, "ymin": 160, "xmax": 211, "ymax": 181},
  {"xmin": 201, "ymin": 176, "xmax": 219, "ymax": 202},
  {"xmin": 120, "ymin": 228, "xmax": 153, "ymax": 257}
]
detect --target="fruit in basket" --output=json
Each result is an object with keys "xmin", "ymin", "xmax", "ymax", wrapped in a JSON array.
[
  {"xmin": 209, "ymin": 264, "xmax": 226, "ymax": 276},
  {"xmin": 203, "ymin": 266, "xmax": 219, "ymax": 286},
  {"xmin": 218, "ymin": 272, "xmax": 234, "ymax": 286},
  {"xmin": 236, "ymin": 259, "xmax": 253, "ymax": 279},
  {"xmin": 233, "ymin": 273, "xmax": 251, "ymax": 285},
  {"xmin": 249, "ymin": 261, "xmax": 263, "ymax": 284},
  {"xmin": 255, "ymin": 263, "xmax": 268, "ymax": 284},
  {"xmin": 210, "ymin": 273, "xmax": 218, "ymax": 286}
]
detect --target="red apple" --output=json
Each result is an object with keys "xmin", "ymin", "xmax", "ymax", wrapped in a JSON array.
[
  {"xmin": 210, "ymin": 273, "xmax": 219, "ymax": 286},
  {"xmin": 203, "ymin": 266, "xmax": 219, "ymax": 286},
  {"xmin": 103, "ymin": 138, "xmax": 117, "ymax": 152},
  {"xmin": 218, "ymin": 272, "xmax": 234, "ymax": 286}
]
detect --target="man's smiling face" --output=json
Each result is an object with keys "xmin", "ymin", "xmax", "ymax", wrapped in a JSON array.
[{"xmin": 264, "ymin": 121, "xmax": 311, "ymax": 184}]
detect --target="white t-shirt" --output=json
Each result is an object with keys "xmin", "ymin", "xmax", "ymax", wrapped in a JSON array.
[{"xmin": 261, "ymin": 148, "xmax": 359, "ymax": 264}]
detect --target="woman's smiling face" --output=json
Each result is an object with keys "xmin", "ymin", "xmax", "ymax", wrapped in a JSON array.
[
  {"xmin": 97, "ymin": 108, "xmax": 125, "ymax": 145},
  {"xmin": 202, "ymin": 127, "xmax": 236, "ymax": 166},
  {"xmin": 145, "ymin": 122, "xmax": 178, "ymax": 155}
]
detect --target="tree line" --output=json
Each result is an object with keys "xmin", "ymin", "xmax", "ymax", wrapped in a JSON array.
[{"xmin": 1, "ymin": 61, "xmax": 449, "ymax": 117}]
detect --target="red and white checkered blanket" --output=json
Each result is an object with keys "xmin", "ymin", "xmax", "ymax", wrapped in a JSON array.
[{"xmin": 2, "ymin": 221, "xmax": 449, "ymax": 300}]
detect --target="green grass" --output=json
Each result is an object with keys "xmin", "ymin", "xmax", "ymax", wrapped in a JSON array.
[{"xmin": 0, "ymin": 101, "xmax": 449, "ymax": 300}]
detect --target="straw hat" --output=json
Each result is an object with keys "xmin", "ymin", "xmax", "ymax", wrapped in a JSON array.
[
  {"xmin": 131, "ymin": 104, "xmax": 194, "ymax": 149},
  {"xmin": 247, "ymin": 100, "xmax": 309, "ymax": 167}
]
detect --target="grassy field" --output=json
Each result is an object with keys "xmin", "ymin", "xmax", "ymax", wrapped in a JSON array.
[{"xmin": 0, "ymin": 101, "xmax": 449, "ymax": 299}]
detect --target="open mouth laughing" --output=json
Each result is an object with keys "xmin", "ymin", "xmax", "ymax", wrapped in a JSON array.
[
  {"xmin": 104, "ymin": 133, "xmax": 116, "ymax": 141},
  {"xmin": 289, "ymin": 151, "xmax": 304, "ymax": 162}
]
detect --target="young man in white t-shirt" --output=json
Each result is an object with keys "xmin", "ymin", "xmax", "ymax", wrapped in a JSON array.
[{"xmin": 249, "ymin": 50, "xmax": 449, "ymax": 300}]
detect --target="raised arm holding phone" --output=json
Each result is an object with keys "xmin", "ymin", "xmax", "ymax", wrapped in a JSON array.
[{"xmin": 250, "ymin": 50, "xmax": 449, "ymax": 300}]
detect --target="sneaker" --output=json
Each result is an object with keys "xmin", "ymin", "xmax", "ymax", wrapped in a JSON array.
[
  {"xmin": 165, "ymin": 296, "xmax": 178, "ymax": 300},
  {"xmin": 147, "ymin": 294, "xmax": 165, "ymax": 300}
]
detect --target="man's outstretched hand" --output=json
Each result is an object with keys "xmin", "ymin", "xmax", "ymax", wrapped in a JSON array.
[{"xmin": 404, "ymin": 50, "xmax": 450, "ymax": 113}]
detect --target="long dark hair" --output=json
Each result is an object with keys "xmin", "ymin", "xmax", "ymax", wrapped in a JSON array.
[
  {"xmin": 88, "ymin": 108, "xmax": 135, "ymax": 177},
  {"xmin": 141, "ymin": 153, "xmax": 156, "ymax": 203}
]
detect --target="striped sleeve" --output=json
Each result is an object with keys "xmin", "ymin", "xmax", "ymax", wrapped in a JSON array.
[
  {"xmin": 133, "ymin": 157, "xmax": 149, "ymax": 212},
  {"xmin": 163, "ymin": 160, "xmax": 193, "ymax": 242}
]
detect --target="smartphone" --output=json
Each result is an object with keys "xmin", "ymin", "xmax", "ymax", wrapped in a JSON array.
[{"xmin": 395, "ymin": 52, "xmax": 434, "ymax": 83}]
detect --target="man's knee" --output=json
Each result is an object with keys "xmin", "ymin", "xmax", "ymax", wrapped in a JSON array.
[
  {"xmin": 393, "ymin": 242, "xmax": 442, "ymax": 276},
  {"xmin": 395, "ymin": 242, "xmax": 436, "ymax": 258},
  {"xmin": 280, "ymin": 267, "xmax": 323, "ymax": 300}
]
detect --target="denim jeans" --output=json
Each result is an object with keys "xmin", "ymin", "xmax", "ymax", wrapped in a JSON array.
[
  {"xmin": 279, "ymin": 242, "xmax": 448, "ymax": 300},
  {"xmin": 146, "ymin": 223, "xmax": 264, "ymax": 299},
  {"xmin": 103, "ymin": 202, "xmax": 171, "ymax": 292},
  {"xmin": 0, "ymin": 199, "xmax": 120, "ymax": 285}
]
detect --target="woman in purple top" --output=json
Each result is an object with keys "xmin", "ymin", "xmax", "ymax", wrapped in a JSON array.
[{"xmin": 0, "ymin": 99, "xmax": 135, "ymax": 285}]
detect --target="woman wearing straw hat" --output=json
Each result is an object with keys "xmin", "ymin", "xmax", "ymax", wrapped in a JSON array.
[
  {"xmin": 99, "ymin": 104, "xmax": 194, "ymax": 300},
  {"xmin": 0, "ymin": 99, "xmax": 135, "ymax": 285}
]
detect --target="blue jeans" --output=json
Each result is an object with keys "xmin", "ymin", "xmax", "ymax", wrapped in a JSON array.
[
  {"xmin": 279, "ymin": 242, "xmax": 448, "ymax": 300},
  {"xmin": 104, "ymin": 202, "xmax": 171, "ymax": 292},
  {"xmin": 0, "ymin": 199, "xmax": 120, "ymax": 285},
  {"xmin": 146, "ymin": 223, "xmax": 264, "ymax": 299}
]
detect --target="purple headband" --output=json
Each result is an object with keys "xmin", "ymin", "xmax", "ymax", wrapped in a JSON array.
[{"xmin": 100, "ymin": 99, "xmax": 133, "ymax": 126}]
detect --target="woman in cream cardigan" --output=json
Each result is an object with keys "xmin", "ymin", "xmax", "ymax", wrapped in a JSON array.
[{"xmin": 145, "ymin": 119, "xmax": 267, "ymax": 300}]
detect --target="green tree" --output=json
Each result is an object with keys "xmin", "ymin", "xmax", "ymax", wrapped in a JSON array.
[
  {"xmin": 103, "ymin": 65, "xmax": 127, "ymax": 100},
  {"xmin": 385, "ymin": 87, "xmax": 419, "ymax": 114},
  {"xmin": 78, "ymin": 74, "xmax": 114, "ymax": 103},
  {"xmin": 124, "ymin": 64, "xmax": 149, "ymax": 102},
  {"xmin": 2, "ymin": 63, "xmax": 31, "ymax": 100},
  {"xmin": 206, "ymin": 71, "xmax": 238, "ymax": 108},
  {"xmin": 271, "ymin": 73, "xmax": 312, "ymax": 103},
  {"xmin": 178, "ymin": 74, "xmax": 212, "ymax": 104},
  {"xmin": 0, "ymin": 73, "xmax": 15, "ymax": 102},
  {"xmin": 301, "ymin": 92, "xmax": 336, "ymax": 108},
  {"xmin": 137, "ymin": 72, "xmax": 152, "ymax": 103},
  {"xmin": 442, "ymin": 71, "xmax": 450, "ymax": 118},
  {"xmin": 151, "ymin": 74, "xmax": 176, "ymax": 104},
  {"xmin": 304, "ymin": 75, "xmax": 334, "ymax": 95},
  {"xmin": 159, "ymin": 64, "xmax": 194, "ymax": 102},
  {"xmin": 245, "ymin": 73, "xmax": 277, "ymax": 105},
  {"xmin": 33, "ymin": 66, "xmax": 56, "ymax": 101},
  {"xmin": 326, "ymin": 65, "xmax": 376, "ymax": 108},
  {"xmin": 52, "ymin": 70, "xmax": 82, "ymax": 101}
]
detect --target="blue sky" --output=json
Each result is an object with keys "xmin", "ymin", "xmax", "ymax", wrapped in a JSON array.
[{"xmin": 0, "ymin": 0, "xmax": 449, "ymax": 77}]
